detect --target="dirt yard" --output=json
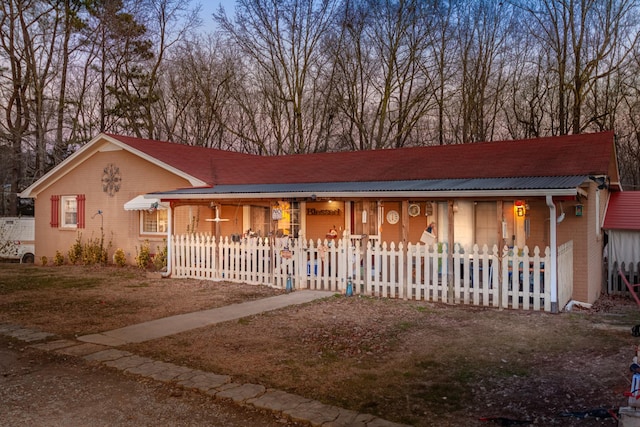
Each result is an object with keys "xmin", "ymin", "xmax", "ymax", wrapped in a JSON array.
[{"xmin": 0, "ymin": 263, "xmax": 638, "ymax": 426}]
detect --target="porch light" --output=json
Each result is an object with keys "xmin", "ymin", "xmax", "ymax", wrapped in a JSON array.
[{"xmin": 515, "ymin": 200, "xmax": 526, "ymax": 217}]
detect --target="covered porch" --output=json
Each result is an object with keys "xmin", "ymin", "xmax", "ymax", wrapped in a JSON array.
[{"xmin": 146, "ymin": 182, "xmax": 583, "ymax": 312}]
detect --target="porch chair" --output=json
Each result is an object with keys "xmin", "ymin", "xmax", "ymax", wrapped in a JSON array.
[{"xmin": 620, "ymin": 269, "xmax": 640, "ymax": 308}]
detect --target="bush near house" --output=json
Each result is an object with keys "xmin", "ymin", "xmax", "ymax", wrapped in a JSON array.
[
  {"xmin": 64, "ymin": 232, "xmax": 111, "ymax": 266},
  {"xmin": 135, "ymin": 240, "xmax": 167, "ymax": 271},
  {"xmin": 113, "ymin": 248, "xmax": 127, "ymax": 267}
]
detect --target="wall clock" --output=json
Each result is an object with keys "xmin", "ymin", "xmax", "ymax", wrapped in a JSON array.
[
  {"xmin": 386, "ymin": 209, "xmax": 400, "ymax": 224},
  {"xmin": 102, "ymin": 163, "xmax": 122, "ymax": 197}
]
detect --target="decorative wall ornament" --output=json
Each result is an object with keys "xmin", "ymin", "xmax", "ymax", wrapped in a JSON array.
[
  {"xmin": 102, "ymin": 163, "xmax": 122, "ymax": 197},
  {"xmin": 408, "ymin": 204, "xmax": 420, "ymax": 217},
  {"xmin": 386, "ymin": 209, "xmax": 400, "ymax": 224}
]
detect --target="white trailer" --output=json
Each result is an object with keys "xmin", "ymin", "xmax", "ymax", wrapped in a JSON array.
[{"xmin": 0, "ymin": 217, "xmax": 35, "ymax": 263}]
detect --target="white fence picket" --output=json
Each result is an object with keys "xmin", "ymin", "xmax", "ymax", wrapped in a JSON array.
[{"xmin": 170, "ymin": 233, "xmax": 557, "ymax": 312}]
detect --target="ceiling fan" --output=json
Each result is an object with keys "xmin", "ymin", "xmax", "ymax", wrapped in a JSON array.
[{"xmin": 205, "ymin": 205, "xmax": 230, "ymax": 222}]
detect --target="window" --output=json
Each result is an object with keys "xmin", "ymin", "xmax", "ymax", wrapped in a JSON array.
[
  {"xmin": 141, "ymin": 209, "xmax": 168, "ymax": 234},
  {"xmin": 61, "ymin": 196, "xmax": 78, "ymax": 228},
  {"xmin": 274, "ymin": 201, "xmax": 299, "ymax": 238}
]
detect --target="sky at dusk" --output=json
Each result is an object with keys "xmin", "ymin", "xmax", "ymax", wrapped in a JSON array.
[{"xmin": 194, "ymin": 0, "xmax": 236, "ymax": 32}]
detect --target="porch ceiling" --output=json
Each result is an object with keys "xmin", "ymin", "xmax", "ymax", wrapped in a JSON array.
[{"xmin": 147, "ymin": 176, "xmax": 588, "ymax": 200}]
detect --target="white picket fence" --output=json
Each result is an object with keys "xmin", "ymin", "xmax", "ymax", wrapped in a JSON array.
[{"xmin": 171, "ymin": 233, "xmax": 553, "ymax": 311}]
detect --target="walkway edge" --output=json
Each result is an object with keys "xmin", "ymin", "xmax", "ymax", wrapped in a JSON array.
[{"xmin": 1, "ymin": 323, "xmax": 410, "ymax": 427}]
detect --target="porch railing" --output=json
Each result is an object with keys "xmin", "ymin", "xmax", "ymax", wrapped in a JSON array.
[{"xmin": 171, "ymin": 233, "xmax": 553, "ymax": 311}]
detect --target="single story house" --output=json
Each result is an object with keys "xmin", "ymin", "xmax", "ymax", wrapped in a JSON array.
[{"xmin": 19, "ymin": 131, "xmax": 621, "ymax": 310}]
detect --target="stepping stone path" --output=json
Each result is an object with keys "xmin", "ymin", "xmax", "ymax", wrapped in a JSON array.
[{"xmin": 1, "ymin": 323, "xmax": 408, "ymax": 427}]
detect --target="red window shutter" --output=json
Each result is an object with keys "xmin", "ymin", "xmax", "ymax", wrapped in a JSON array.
[
  {"xmin": 50, "ymin": 195, "xmax": 59, "ymax": 228},
  {"xmin": 77, "ymin": 194, "xmax": 86, "ymax": 229}
]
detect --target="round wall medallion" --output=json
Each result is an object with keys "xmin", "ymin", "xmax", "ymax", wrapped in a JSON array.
[
  {"xmin": 408, "ymin": 204, "xmax": 420, "ymax": 217},
  {"xmin": 102, "ymin": 163, "xmax": 122, "ymax": 197},
  {"xmin": 386, "ymin": 209, "xmax": 400, "ymax": 224}
]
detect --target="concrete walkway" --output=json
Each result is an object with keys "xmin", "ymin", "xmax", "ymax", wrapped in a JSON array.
[{"xmin": 78, "ymin": 290, "xmax": 334, "ymax": 346}]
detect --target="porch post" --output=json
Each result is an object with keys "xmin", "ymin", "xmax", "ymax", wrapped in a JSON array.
[
  {"xmin": 545, "ymin": 195, "xmax": 559, "ymax": 313},
  {"xmin": 162, "ymin": 202, "xmax": 173, "ymax": 278},
  {"xmin": 401, "ymin": 200, "xmax": 409, "ymax": 301},
  {"xmin": 447, "ymin": 200, "xmax": 455, "ymax": 304},
  {"xmin": 496, "ymin": 200, "xmax": 503, "ymax": 307}
]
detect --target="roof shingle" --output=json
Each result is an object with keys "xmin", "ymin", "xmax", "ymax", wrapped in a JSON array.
[{"xmin": 108, "ymin": 131, "xmax": 615, "ymax": 186}]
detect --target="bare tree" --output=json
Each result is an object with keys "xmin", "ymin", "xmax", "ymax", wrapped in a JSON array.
[
  {"xmin": 156, "ymin": 35, "xmax": 238, "ymax": 148},
  {"xmin": 135, "ymin": 0, "xmax": 201, "ymax": 139},
  {"xmin": 521, "ymin": 0, "xmax": 640, "ymax": 135},
  {"xmin": 453, "ymin": 0, "xmax": 514, "ymax": 143},
  {"xmin": 423, "ymin": 0, "xmax": 459, "ymax": 146},
  {"xmin": 0, "ymin": 0, "xmax": 33, "ymax": 215},
  {"xmin": 52, "ymin": 0, "xmax": 85, "ymax": 165},
  {"xmin": 329, "ymin": 0, "xmax": 437, "ymax": 150},
  {"xmin": 214, "ymin": 0, "xmax": 339, "ymax": 154}
]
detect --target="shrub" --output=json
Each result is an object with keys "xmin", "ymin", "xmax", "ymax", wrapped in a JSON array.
[
  {"xmin": 82, "ymin": 236, "xmax": 109, "ymax": 265},
  {"xmin": 66, "ymin": 231, "xmax": 113, "ymax": 266},
  {"xmin": 113, "ymin": 248, "xmax": 127, "ymax": 267},
  {"xmin": 40, "ymin": 256, "xmax": 48, "ymax": 266},
  {"xmin": 135, "ymin": 240, "xmax": 152, "ymax": 269},
  {"xmin": 54, "ymin": 251, "xmax": 65, "ymax": 266},
  {"xmin": 68, "ymin": 233, "xmax": 83, "ymax": 264},
  {"xmin": 152, "ymin": 240, "xmax": 168, "ymax": 271}
]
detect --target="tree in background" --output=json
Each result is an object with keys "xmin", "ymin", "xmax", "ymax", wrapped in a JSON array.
[
  {"xmin": 1, "ymin": 0, "xmax": 640, "ymax": 205},
  {"xmin": 214, "ymin": 0, "xmax": 340, "ymax": 154},
  {"xmin": 0, "ymin": 0, "xmax": 33, "ymax": 216}
]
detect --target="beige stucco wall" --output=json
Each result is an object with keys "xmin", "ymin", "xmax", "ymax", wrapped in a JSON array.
[
  {"xmin": 34, "ymin": 145, "xmax": 191, "ymax": 265},
  {"xmin": 554, "ymin": 182, "xmax": 604, "ymax": 304},
  {"xmin": 585, "ymin": 183, "xmax": 607, "ymax": 303}
]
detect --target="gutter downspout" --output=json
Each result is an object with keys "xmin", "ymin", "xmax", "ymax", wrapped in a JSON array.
[
  {"xmin": 162, "ymin": 204, "xmax": 173, "ymax": 278},
  {"xmin": 545, "ymin": 195, "xmax": 558, "ymax": 313},
  {"xmin": 595, "ymin": 188, "xmax": 601, "ymax": 241}
]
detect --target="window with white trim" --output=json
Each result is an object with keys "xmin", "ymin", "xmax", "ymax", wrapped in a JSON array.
[
  {"xmin": 61, "ymin": 196, "xmax": 77, "ymax": 228},
  {"xmin": 141, "ymin": 209, "xmax": 168, "ymax": 234}
]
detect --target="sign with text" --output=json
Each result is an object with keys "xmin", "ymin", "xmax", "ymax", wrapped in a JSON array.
[{"xmin": 307, "ymin": 208, "xmax": 341, "ymax": 216}]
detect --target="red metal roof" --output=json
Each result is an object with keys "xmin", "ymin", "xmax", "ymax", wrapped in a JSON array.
[
  {"xmin": 604, "ymin": 192, "xmax": 640, "ymax": 231},
  {"xmin": 108, "ymin": 131, "xmax": 615, "ymax": 186}
]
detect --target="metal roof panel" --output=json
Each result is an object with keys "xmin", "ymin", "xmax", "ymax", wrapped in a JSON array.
[
  {"xmin": 604, "ymin": 192, "xmax": 640, "ymax": 231},
  {"xmin": 152, "ymin": 176, "xmax": 587, "ymax": 196}
]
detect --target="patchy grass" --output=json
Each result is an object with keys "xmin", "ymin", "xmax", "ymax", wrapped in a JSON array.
[
  {"xmin": 0, "ymin": 266, "xmax": 102, "ymax": 292},
  {"xmin": 0, "ymin": 263, "xmax": 637, "ymax": 426}
]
